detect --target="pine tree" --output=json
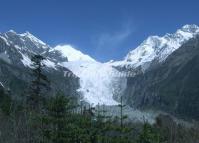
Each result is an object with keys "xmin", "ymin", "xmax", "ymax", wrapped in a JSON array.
[
  {"xmin": 43, "ymin": 91, "xmax": 74, "ymax": 143},
  {"xmin": 116, "ymin": 96, "xmax": 133, "ymax": 143},
  {"xmin": 118, "ymin": 96, "xmax": 127, "ymax": 129},
  {"xmin": 28, "ymin": 54, "xmax": 50, "ymax": 110},
  {"xmin": 95, "ymin": 104, "xmax": 114, "ymax": 143},
  {"xmin": 26, "ymin": 54, "xmax": 50, "ymax": 143}
]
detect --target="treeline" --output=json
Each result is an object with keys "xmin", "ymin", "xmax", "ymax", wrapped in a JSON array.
[{"xmin": 0, "ymin": 55, "xmax": 199, "ymax": 143}]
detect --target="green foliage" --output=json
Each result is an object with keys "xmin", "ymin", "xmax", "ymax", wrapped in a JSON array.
[
  {"xmin": 28, "ymin": 54, "xmax": 50, "ymax": 110},
  {"xmin": 43, "ymin": 92, "xmax": 76, "ymax": 143},
  {"xmin": 137, "ymin": 123, "xmax": 161, "ymax": 143},
  {"xmin": 25, "ymin": 54, "xmax": 51, "ymax": 143}
]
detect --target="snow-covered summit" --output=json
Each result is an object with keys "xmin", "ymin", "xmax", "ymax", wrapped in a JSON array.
[
  {"xmin": 5, "ymin": 30, "xmax": 47, "ymax": 46},
  {"xmin": 180, "ymin": 24, "xmax": 199, "ymax": 33},
  {"xmin": 19, "ymin": 31, "xmax": 47, "ymax": 46},
  {"xmin": 0, "ymin": 30, "xmax": 56, "ymax": 69},
  {"xmin": 110, "ymin": 25, "xmax": 199, "ymax": 69},
  {"xmin": 2, "ymin": 30, "xmax": 49, "ymax": 50},
  {"xmin": 51, "ymin": 45, "xmax": 96, "ymax": 62}
]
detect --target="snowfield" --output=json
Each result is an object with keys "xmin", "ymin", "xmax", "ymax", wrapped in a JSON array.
[{"xmin": 52, "ymin": 45, "xmax": 96, "ymax": 62}]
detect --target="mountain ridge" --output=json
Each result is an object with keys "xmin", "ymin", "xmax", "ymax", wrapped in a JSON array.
[
  {"xmin": 110, "ymin": 24, "xmax": 199, "ymax": 71},
  {"xmin": 1, "ymin": 24, "xmax": 199, "ymax": 119}
]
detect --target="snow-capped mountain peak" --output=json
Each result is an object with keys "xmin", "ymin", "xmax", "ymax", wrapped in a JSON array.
[
  {"xmin": 0, "ymin": 30, "xmax": 56, "ymax": 69},
  {"xmin": 123, "ymin": 24, "xmax": 199, "ymax": 68},
  {"xmin": 19, "ymin": 31, "xmax": 47, "ymax": 46},
  {"xmin": 7, "ymin": 29, "xmax": 17, "ymax": 34},
  {"xmin": 180, "ymin": 24, "xmax": 199, "ymax": 33},
  {"xmin": 51, "ymin": 45, "xmax": 96, "ymax": 62}
]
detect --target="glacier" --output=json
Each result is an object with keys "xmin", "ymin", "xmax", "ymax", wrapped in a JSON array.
[
  {"xmin": 59, "ymin": 60, "xmax": 126, "ymax": 106},
  {"xmin": 50, "ymin": 45, "xmax": 126, "ymax": 106}
]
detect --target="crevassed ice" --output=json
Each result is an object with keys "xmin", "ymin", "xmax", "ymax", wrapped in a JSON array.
[{"xmin": 61, "ymin": 61, "xmax": 126, "ymax": 106}]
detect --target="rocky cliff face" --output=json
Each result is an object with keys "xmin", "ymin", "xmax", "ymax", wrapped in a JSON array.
[{"xmin": 124, "ymin": 36, "xmax": 199, "ymax": 120}]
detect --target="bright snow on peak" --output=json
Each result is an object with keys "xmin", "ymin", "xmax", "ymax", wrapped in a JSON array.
[
  {"xmin": 51, "ymin": 45, "xmax": 125, "ymax": 106},
  {"xmin": 180, "ymin": 24, "xmax": 199, "ymax": 33},
  {"xmin": 7, "ymin": 30, "xmax": 17, "ymax": 34},
  {"xmin": 52, "ymin": 45, "xmax": 96, "ymax": 62},
  {"xmin": 19, "ymin": 31, "xmax": 47, "ymax": 46},
  {"xmin": 3, "ymin": 30, "xmax": 47, "ymax": 47},
  {"xmin": 122, "ymin": 24, "xmax": 199, "ymax": 67}
]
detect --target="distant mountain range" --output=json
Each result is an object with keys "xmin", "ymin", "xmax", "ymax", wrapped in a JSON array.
[{"xmin": 0, "ymin": 24, "xmax": 199, "ymax": 120}]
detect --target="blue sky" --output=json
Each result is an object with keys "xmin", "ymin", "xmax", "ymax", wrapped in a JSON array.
[{"xmin": 0, "ymin": 0, "xmax": 199, "ymax": 62}]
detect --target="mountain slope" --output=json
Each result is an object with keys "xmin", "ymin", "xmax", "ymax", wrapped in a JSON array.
[
  {"xmin": 0, "ymin": 30, "xmax": 79, "ymax": 98},
  {"xmin": 51, "ymin": 45, "xmax": 96, "ymax": 62},
  {"xmin": 123, "ymin": 35, "xmax": 199, "ymax": 120},
  {"xmin": 111, "ymin": 24, "xmax": 199, "ymax": 71},
  {"xmin": 0, "ymin": 30, "xmax": 124, "ymax": 106}
]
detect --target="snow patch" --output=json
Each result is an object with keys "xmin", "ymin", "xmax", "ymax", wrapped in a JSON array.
[
  {"xmin": 0, "ymin": 82, "xmax": 4, "ymax": 88},
  {"xmin": 43, "ymin": 59, "xmax": 57, "ymax": 69},
  {"xmin": 0, "ymin": 36, "xmax": 10, "ymax": 46},
  {"xmin": 14, "ymin": 45, "xmax": 21, "ymax": 50},
  {"xmin": 20, "ymin": 52, "xmax": 32, "ymax": 67}
]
